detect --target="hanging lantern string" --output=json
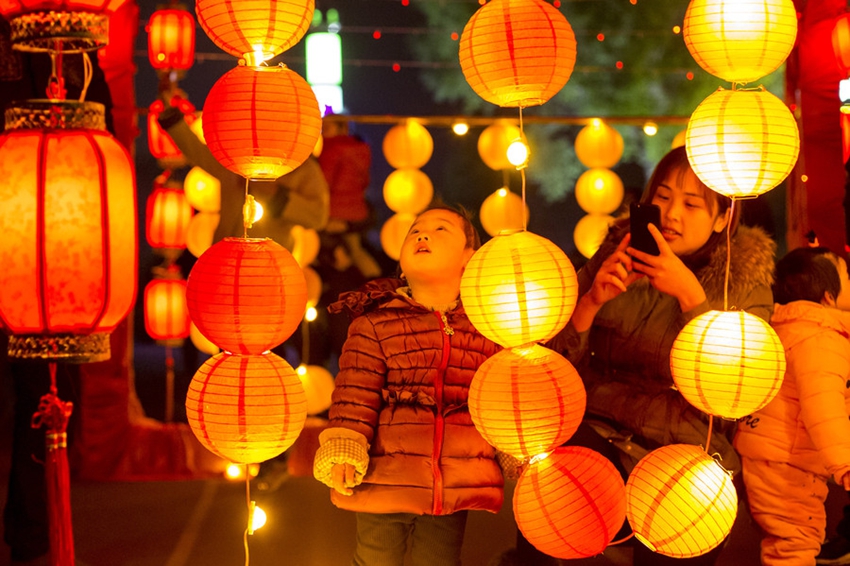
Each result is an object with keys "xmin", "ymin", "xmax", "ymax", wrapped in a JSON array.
[
  {"xmin": 80, "ymin": 52, "xmax": 93, "ymax": 103},
  {"xmin": 705, "ymin": 413, "xmax": 714, "ymax": 455},
  {"xmin": 518, "ymin": 106, "xmax": 527, "ymax": 232},
  {"xmin": 723, "ymin": 198, "xmax": 737, "ymax": 312},
  {"xmin": 242, "ymin": 178, "xmax": 253, "ymax": 238},
  {"xmin": 46, "ymin": 48, "xmax": 66, "ymax": 101},
  {"xmin": 609, "ymin": 532, "xmax": 635, "ymax": 546},
  {"xmin": 243, "ymin": 473, "xmax": 251, "ymax": 566},
  {"xmin": 301, "ymin": 318, "xmax": 310, "ymax": 366}
]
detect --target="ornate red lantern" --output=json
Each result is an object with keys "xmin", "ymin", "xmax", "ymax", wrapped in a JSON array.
[
  {"xmin": 147, "ymin": 6, "xmax": 195, "ymax": 72},
  {"xmin": 144, "ymin": 266, "xmax": 190, "ymax": 345},
  {"xmin": 186, "ymin": 237, "xmax": 307, "ymax": 355},
  {"xmin": 145, "ymin": 176, "xmax": 193, "ymax": 254},
  {"xmin": 147, "ymin": 98, "xmax": 196, "ymax": 167},
  {"xmin": 0, "ymin": 101, "xmax": 137, "ymax": 361},
  {"xmin": 0, "ymin": 0, "xmax": 129, "ymax": 51}
]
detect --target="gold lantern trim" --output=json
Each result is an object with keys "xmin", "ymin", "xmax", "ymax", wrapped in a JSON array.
[{"xmin": 8, "ymin": 10, "xmax": 109, "ymax": 51}]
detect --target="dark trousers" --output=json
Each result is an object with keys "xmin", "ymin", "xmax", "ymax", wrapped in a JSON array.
[{"xmin": 352, "ymin": 510, "xmax": 468, "ymax": 566}]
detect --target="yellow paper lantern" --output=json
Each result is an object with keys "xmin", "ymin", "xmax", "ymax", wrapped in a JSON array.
[
  {"xmin": 478, "ymin": 121, "xmax": 522, "ymax": 170},
  {"xmin": 514, "ymin": 447, "xmax": 626, "ymax": 560},
  {"xmin": 302, "ymin": 265, "xmax": 322, "ymax": 308},
  {"xmin": 189, "ymin": 112, "xmax": 206, "ymax": 144},
  {"xmin": 683, "ymin": 0, "xmax": 797, "ymax": 84},
  {"xmin": 670, "ymin": 310, "xmax": 785, "ymax": 419},
  {"xmin": 291, "ymin": 225, "xmax": 320, "ymax": 267},
  {"xmin": 575, "ymin": 168, "xmax": 624, "ymax": 215},
  {"xmin": 296, "ymin": 364, "xmax": 335, "ymax": 415},
  {"xmin": 573, "ymin": 214, "xmax": 614, "ymax": 259},
  {"xmin": 469, "ymin": 344, "xmax": 585, "ymax": 459},
  {"xmin": 184, "ymin": 166, "xmax": 221, "ymax": 213},
  {"xmin": 459, "ymin": 0, "xmax": 577, "ymax": 108},
  {"xmin": 671, "ymin": 129, "xmax": 687, "ymax": 149},
  {"xmin": 575, "ymin": 119, "xmax": 624, "ymax": 169},
  {"xmin": 186, "ymin": 212, "xmax": 220, "ymax": 258},
  {"xmin": 686, "ymin": 87, "xmax": 799, "ymax": 198},
  {"xmin": 190, "ymin": 322, "xmax": 219, "ymax": 356},
  {"xmin": 382, "ymin": 121, "xmax": 433, "ymax": 170},
  {"xmin": 626, "ymin": 444, "xmax": 737, "ymax": 558},
  {"xmin": 479, "ymin": 187, "xmax": 529, "ymax": 237},
  {"xmin": 383, "ymin": 168, "xmax": 434, "ymax": 215},
  {"xmin": 460, "ymin": 231, "xmax": 578, "ymax": 348},
  {"xmin": 379, "ymin": 213, "xmax": 416, "ymax": 261}
]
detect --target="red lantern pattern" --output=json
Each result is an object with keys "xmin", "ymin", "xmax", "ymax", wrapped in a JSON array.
[
  {"xmin": 145, "ymin": 179, "xmax": 193, "ymax": 251},
  {"xmin": 514, "ymin": 446, "xmax": 626, "ymax": 559},
  {"xmin": 202, "ymin": 65, "xmax": 321, "ymax": 180},
  {"xmin": 186, "ymin": 237, "xmax": 307, "ymax": 355},
  {"xmin": 185, "ymin": 351, "xmax": 307, "ymax": 464},
  {"xmin": 144, "ymin": 272, "xmax": 190, "ymax": 344},
  {"xmin": 147, "ymin": 7, "xmax": 195, "ymax": 71}
]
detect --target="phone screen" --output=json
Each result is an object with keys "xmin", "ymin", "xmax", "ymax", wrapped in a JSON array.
[{"xmin": 630, "ymin": 203, "xmax": 661, "ymax": 257}]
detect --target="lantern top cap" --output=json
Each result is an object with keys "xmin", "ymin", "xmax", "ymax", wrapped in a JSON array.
[
  {"xmin": 6, "ymin": 10, "xmax": 111, "ymax": 52},
  {"xmin": 4, "ymin": 100, "xmax": 105, "ymax": 131}
]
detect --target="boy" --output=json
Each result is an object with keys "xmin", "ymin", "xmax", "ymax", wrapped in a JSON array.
[
  {"xmin": 735, "ymin": 247, "xmax": 850, "ymax": 565},
  {"xmin": 313, "ymin": 206, "xmax": 503, "ymax": 566}
]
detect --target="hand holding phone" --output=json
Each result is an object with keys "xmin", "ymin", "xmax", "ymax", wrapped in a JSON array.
[{"xmin": 629, "ymin": 203, "xmax": 661, "ymax": 258}]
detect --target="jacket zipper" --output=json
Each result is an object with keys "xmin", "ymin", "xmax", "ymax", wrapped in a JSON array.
[{"xmin": 432, "ymin": 311, "xmax": 452, "ymax": 514}]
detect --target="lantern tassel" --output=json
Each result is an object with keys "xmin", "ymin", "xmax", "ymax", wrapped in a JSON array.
[{"xmin": 31, "ymin": 362, "xmax": 75, "ymax": 566}]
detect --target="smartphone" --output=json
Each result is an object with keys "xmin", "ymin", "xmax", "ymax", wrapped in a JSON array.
[{"xmin": 630, "ymin": 202, "xmax": 661, "ymax": 258}]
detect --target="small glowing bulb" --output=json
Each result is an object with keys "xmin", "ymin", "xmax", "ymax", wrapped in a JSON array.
[
  {"xmin": 529, "ymin": 452, "xmax": 550, "ymax": 465},
  {"xmin": 252, "ymin": 201, "xmax": 264, "ymax": 223},
  {"xmin": 225, "ymin": 464, "xmax": 243, "ymax": 480},
  {"xmin": 248, "ymin": 502, "xmax": 267, "ymax": 534},
  {"xmin": 157, "ymin": 52, "xmax": 166, "ymax": 62},
  {"xmin": 643, "ymin": 121, "xmax": 658, "ymax": 136},
  {"xmin": 452, "ymin": 122, "xmax": 469, "ymax": 135},
  {"xmin": 252, "ymin": 44, "xmax": 266, "ymax": 65},
  {"xmin": 801, "ymin": 174, "xmax": 808, "ymax": 182},
  {"xmin": 506, "ymin": 139, "xmax": 529, "ymax": 168},
  {"xmin": 305, "ymin": 306, "xmax": 318, "ymax": 322},
  {"xmin": 296, "ymin": 364, "xmax": 308, "ymax": 376},
  {"xmin": 497, "ymin": 187, "xmax": 508, "ymax": 198}
]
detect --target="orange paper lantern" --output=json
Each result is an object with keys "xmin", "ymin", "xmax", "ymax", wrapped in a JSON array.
[
  {"xmin": 686, "ymin": 87, "xmax": 799, "ymax": 198},
  {"xmin": 833, "ymin": 13, "xmax": 850, "ymax": 77},
  {"xmin": 147, "ymin": 7, "xmax": 195, "ymax": 71},
  {"xmin": 469, "ymin": 344, "xmax": 585, "ymax": 459},
  {"xmin": 382, "ymin": 121, "xmax": 433, "ymax": 170},
  {"xmin": 186, "ymin": 237, "xmax": 307, "ymax": 354},
  {"xmin": 459, "ymin": 0, "xmax": 577, "ymax": 107},
  {"xmin": 683, "ymin": 0, "xmax": 797, "ymax": 84},
  {"xmin": 184, "ymin": 166, "xmax": 221, "ymax": 213},
  {"xmin": 380, "ymin": 213, "xmax": 416, "ymax": 261},
  {"xmin": 575, "ymin": 168, "xmax": 624, "ymax": 215},
  {"xmin": 460, "ymin": 231, "xmax": 578, "ymax": 348},
  {"xmin": 478, "ymin": 121, "xmax": 522, "ymax": 171},
  {"xmin": 383, "ymin": 168, "xmax": 434, "ymax": 215},
  {"xmin": 626, "ymin": 444, "xmax": 737, "ymax": 558},
  {"xmin": 479, "ymin": 187, "xmax": 529, "ymax": 237},
  {"xmin": 514, "ymin": 447, "xmax": 626, "ymax": 559},
  {"xmin": 670, "ymin": 310, "xmax": 785, "ymax": 419},
  {"xmin": 144, "ymin": 269, "xmax": 190, "ymax": 344},
  {"xmin": 186, "ymin": 351, "xmax": 307, "ymax": 464},
  {"xmin": 575, "ymin": 119, "xmax": 624, "ymax": 169},
  {"xmin": 186, "ymin": 212, "xmax": 219, "ymax": 258},
  {"xmin": 573, "ymin": 214, "xmax": 614, "ymax": 259},
  {"xmin": 203, "ymin": 65, "xmax": 321, "ymax": 181},
  {"xmin": 146, "ymin": 179, "xmax": 193, "ymax": 251},
  {"xmin": 291, "ymin": 226, "xmax": 320, "ymax": 268},
  {"xmin": 195, "ymin": 0, "xmax": 313, "ymax": 63},
  {"xmin": 0, "ymin": 101, "xmax": 137, "ymax": 361}
]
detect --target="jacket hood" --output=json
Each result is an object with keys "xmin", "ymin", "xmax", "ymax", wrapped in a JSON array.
[
  {"xmin": 697, "ymin": 225, "xmax": 776, "ymax": 307},
  {"xmin": 771, "ymin": 301, "xmax": 850, "ymax": 349}
]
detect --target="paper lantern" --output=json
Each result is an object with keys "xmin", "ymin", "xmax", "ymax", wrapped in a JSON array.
[
  {"xmin": 459, "ymin": 0, "xmax": 576, "ymax": 107},
  {"xmin": 575, "ymin": 119, "xmax": 624, "ymax": 169},
  {"xmin": 303, "ymin": 266, "xmax": 322, "ymax": 308},
  {"xmin": 203, "ymin": 65, "xmax": 321, "ymax": 181},
  {"xmin": 626, "ymin": 444, "xmax": 737, "ymax": 558},
  {"xmin": 514, "ymin": 447, "xmax": 626, "ymax": 559},
  {"xmin": 382, "ymin": 121, "xmax": 433, "ymax": 170},
  {"xmin": 479, "ymin": 187, "xmax": 529, "ymax": 237},
  {"xmin": 186, "ymin": 351, "xmax": 307, "ymax": 464},
  {"xmin": 833, "ymin": 13, "xmax": 850, "ymax": 77},
  {"xmin": 147, "ymin": 99, "xmax": 194, "ymax": 166},
  {"xmin": 686, "ymin": 87, "xmax": 799, "ymax": 198},
  {"xmin": 380, "ymin": 213, "xmax": 417, "ymax": 261},
  {"xmin": 573, "ymin": 214, "xmax": 614, "ymax": 259},
  {"xmin": 291, "ymin": 226, "xmax": 320, "ymax": 267},
  {"xmin": 683, "ymin": 0, "xmax": 797, "ymax": 84},
  {"xmin": 383, "ymin": 168, "xmax": 434, "ymax": 215},
  {"xmin": 670, "ymin": 310, "xmax": 785, "ymax": 419},
  {"xmin": 195, "ymin": 0, "xmax": 313, "ymax": 63},
  {"xmin": 186, "ymin": 212, "xmax": 219, "ymax": 258},
  {"xmin": 460, "ymin": 230, "xmax": 578, "ymax": 348},
  {"xmin": 184, "ymin": 166, "xmax": 221, "ymax": 213},
  {"xmin": 189, "ymin": 111, "xmax": 205, "ymax": 144},
  {"xmin": 478, "ymin": 122, "xmax": 522, "ymax": 170},
  {"xmin": 671, "ymin": 129, "xmax": 687, "ymax": 149},
  {"xmin": 146, "ymin": 180, "xmax": 193, "ymax": 251},
  {"xmin": 144, "ymin": 269, "xmax": 190, "ymax": 345},
  {"xmin": 575, "ymin": 168, "xmax": 624, "ymax": 215},
  {"xmin": 147, "ymin": 7, "xmax": 195, "ymax": 72},
  {"xmin": 190, "ymin": 322, "xmax": 219, "ymax": 356},
  {"xmin": 0, "ymin": 101, "xmax": 136, "ymax": 361},
  {"xmin": 469, "ymin": 344, "xmax": 585, "ymax": 458},
  {"xmin": 186, "ymin": 237, "xmax": 307, "ymax": 354},
  {"xmin": 0, "ymin": 0, "xmax": 129, "ymax": 51},
  {"xmin": 297, "ymin": 364, "xmax": 335, "ymax": 415}
]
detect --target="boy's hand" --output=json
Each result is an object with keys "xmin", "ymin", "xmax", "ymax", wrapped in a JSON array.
[
  {"xmin": 841, "ymin": 470, "xmax": 850, "ymax": 491},
  {"xmin": 331, "ymin": 463, "xmax": 357, "ymax": 496}
]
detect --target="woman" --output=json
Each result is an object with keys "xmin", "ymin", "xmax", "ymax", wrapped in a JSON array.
[{"xmin": 549, "ymin": 146, "xmax": 776, "ymax": 564}]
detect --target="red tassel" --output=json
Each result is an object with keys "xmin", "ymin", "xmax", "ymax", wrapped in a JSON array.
[{"xmin": 31, "ymin": 363, "xmax": 75, "ymax": 566}]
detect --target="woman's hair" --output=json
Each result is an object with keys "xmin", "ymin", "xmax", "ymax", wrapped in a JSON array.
[{"xmin": 773, "ymin": 246, "xmax": 841, "ymax": 305}]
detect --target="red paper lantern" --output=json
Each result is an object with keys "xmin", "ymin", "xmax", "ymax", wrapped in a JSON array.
[
  {"xmin": 469, "ymin": 344, "xmax": 585, "ymax": 459},
  {"xmin": 203, "ymin": 65, "xmax": 321, "ymax": 181},
  {"xmin": 0, "ymin": 0, "xmax": 129, "ymax": 51},
  {"xmin": 147, "ymin": 98, "xmax": 197, "ymax": 167},
  {"xmin": 146, "ymin": 178, "xmax": 193, "ymax": 252},
  {"xmin": 459, "ymin": 0, "xmax": 577, "ymax": 108},
  {"xmin": 0, "ymin": 101, "xmax": 137, "ymax": 361},
  {"xmin": 147, "ymin": 6, "xmax": 195, "ymax": 72},
  {"xmin": 195, "ymin": 0, "xmax": 313, "ymax": 63},
  {"xmin": 834, "ymin": 13, "xmax": 850, "ymax": 77},
  {"xmin": 186, "ymin": 237, "xmax": 307, "ymax": 355},
  {"xmin": 144, "ymin": 267, "xmax": 190, "ymax": 345},
  {"xmin": 186, "ymin": 351, "xmax": 307, "ymax": 464},
  {"xmin": 514, "ymin": 446, "xmax": 626, "ymax": 559}
]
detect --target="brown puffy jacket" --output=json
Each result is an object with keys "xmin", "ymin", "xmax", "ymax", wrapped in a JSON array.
[{"xmin": 323, "ymin": 278, "xmax": 503, "ymax": 515}]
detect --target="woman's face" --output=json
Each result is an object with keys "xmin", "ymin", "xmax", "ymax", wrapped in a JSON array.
[{"xmin": 649, "ymin": 168, "xmax": 728, "ymax": 257}]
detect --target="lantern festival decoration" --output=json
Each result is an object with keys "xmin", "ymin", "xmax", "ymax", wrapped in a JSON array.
[
  {"xmin": 575, "ymin": 119, "xmax": 624, "ymax": 169},
  {"xmin": 575, "ymin": 168, "xmax": 624, "ymax": 215},
  {"xmin": 383, "ymin": 120, "xmax": 433, "ymax": 170},
  {"xmin": 291, "ymin": 225, "xmax": 321, "ymax": 268},
  {"xmin": 383, "ymin": 168, "xmax": 434, "ymax": 215},
  {"xmin": 297, "ymin": 364, "xmax": 335, "ymax": 416},
  {"xmin": 573, "ymin": 214, "xmax": 615, "ymax": 259},
  {"xmin": 186, "ymin": 212, "xmax": 220, "ymax": 258},
  {"xmin": 0, "ymin": 101, "xmax": 137, "ymax": 361},
  {"xmin": 479, "ymin": 187, "xmax": 529, "ymax": 237},
  {"xmin": 514, "ymin": 447, "xmax": 626, "ymax": 559},
  {"xmin": 460, "ymin": 230, "xmax": 578, "ymax": 348},
  {"xmin": 478, "ymin": 121, "xmax": 522, "ymax": 171},
  {"xmin": 686, "ymin": 87, "xmax": 799, "ymax": 199},
  {"xmin": 190, "ymin": 322, "xmax": 219, "ymax": 356},
  {"xmin": 144, "ymin": 266, "xmax": 190, "ymax": 345},
  {"xmin": 380, "ymin": 213, "xmax": 417, "ymax": 261},
  {"xmin": 184, "ymin": 166, "xmax": 221, "ymax": 213},
  {"xmin": 147, "ymin": 97, "xmax": 196, "ymax": 168},
  {"xmin": 0, "ymin": 0, "xmax": 129, "ymax": 51},
  {"xmin": 469, "ymin": 344, "xmax": 585, "ymax": 459},
  {"xmin": 670, "ymin": 310, "xmax": 785, "ymax": 419},
  {"xmin": 683, "ymin": 0, "xmax": 797, "ymax": 85},
  {"xmin": 147, "ymin": 6, "xmax": 195, "ymax": 73},
  {"xmin": 626, "ymin": 444, "xmax": 737, "ymax": 558},
  {"xmin": 833, "ymin": 13, "xmax": 850, "ymax": 78},
  {"xmin": 459, "ymin": 0, "xmax": 577, "ymax": 108},
  {"xmin": 146, "ymin": 175, "xmax": 193, "ymax": 257}
]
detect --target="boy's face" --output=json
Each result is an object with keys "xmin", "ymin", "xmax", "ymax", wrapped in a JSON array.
[{"xmin": 399, "ymin": 209, "xmax": 474, "ymax": 282}]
